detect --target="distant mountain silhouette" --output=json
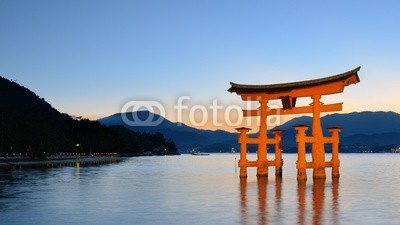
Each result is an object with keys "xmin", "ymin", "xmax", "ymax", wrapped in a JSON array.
[
  {"xmin": 98, "ymin": 111, "xmax": 238, "ymax": 152},
  {"xmin": 0, "ymin": 76, "xmax": 178, "ymax": 158},
  {"xmin": 100, "ymin": 111, "xmax": 400, "ymax": 153},
  {"xmin": 275, "ymin": 111, "xmax": 400, "ymax": 147},
  {"xmin": 341, "ymin": 132, "xmax": 400, "ymax": 146},
  {"xmin": 277, "ymin": 111, "xmax": 400, "ymax": 136}
]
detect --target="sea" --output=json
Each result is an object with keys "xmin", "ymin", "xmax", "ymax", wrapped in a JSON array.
[{"xmin": 0, "ymin": 153, "xmax": 399, "ymax": 225}]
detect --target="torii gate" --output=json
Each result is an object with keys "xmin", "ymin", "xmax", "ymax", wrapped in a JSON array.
[{"xmin": 228, "ymin": 67, "xmax": 360, "ymax": 180}]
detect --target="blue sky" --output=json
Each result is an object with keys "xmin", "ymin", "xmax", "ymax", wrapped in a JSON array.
[{"xmin": 1, "ymin": 0, "xmax": 399, "ymax": 131}]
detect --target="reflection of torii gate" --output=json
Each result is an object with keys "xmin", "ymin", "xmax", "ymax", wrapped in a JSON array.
[{"xmin": 228, "ymin": 67, "xmax": 360, "ymax": 180}]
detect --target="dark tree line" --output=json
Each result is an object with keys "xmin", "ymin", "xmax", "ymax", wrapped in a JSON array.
[{"xmin": 0, "ymin": 76, "xmax": 178, "ymax": 158}]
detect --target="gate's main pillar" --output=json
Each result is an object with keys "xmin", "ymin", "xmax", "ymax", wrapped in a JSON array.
[
  {"xmin": 257, "ymin": 99, "xmax": 268, "ymax": 177},
  {"xmin": 311, "ymin": 95, "xmax": 326, "ymax": 179}
]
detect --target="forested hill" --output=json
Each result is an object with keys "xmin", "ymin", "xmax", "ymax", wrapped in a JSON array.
[{"xmin": 0, "ymin": 76, "xmax": 178, "ymax": 158}]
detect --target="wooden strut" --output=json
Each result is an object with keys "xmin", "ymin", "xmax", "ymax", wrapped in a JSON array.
[{"xmin": 236, "ymin": 126, "xmax": 283, "ymax": 178}]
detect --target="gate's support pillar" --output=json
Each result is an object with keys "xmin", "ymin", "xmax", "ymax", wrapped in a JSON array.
[
  {"xmin": 294, "ymin": 125, "xmax": 308, "ymax": 181},
  {"xmin": 272, "ymin": 129, "xmax": 284, "ymax": 176},
  {"xmin": 236, "ymin": 127, "xmax": 251, "ymax": 178},
  {"xmin": 328, "ymin": 127, "xmax": 341, "ymax": 178}
]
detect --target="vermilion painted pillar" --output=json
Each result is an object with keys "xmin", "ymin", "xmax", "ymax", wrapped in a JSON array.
[
  {"xmin": 236, "ymin": 127, "xmax": 251, "ymax": 178},
  {"xmin": 328, "ymin": 127, "xmax": 341, "ymax": 178},
  {"xmin": 311, "ymin": 95, "xmax": 326, "ymax": 179},
  {"xmin": 257, "ymin": 99, "xmax": 268, "ymax": 177},
  {"xmin": 272, "ymin": 129, "xmax": 284, "ymax": 176},
  {"xmin": 294, "ymin": 125, "xmax": 308, "ymax": 181}
]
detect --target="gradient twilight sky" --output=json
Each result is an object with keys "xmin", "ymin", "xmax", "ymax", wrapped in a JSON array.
[{"xmin": 1, "ymin": 0, "xmax": 399, "ymax": 132}]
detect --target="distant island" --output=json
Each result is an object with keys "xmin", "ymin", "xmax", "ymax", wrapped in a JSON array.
[{"xmin": 0, "ymin": 76, "xmax": 179, "ymax": 162}]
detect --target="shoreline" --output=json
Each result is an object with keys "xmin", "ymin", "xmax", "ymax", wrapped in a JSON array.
[
  {"xmin": 0, "ymin": 156, "xmax": 123, "ymax": 167},
  {"xmin": 0, "ymin": 153, "xmax": 182, "ymax": 167}
]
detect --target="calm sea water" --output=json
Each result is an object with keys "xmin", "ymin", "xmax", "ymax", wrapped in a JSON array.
[{"xmin": 0, "ymin": 153, "xmax": 399, "ymax": 225}]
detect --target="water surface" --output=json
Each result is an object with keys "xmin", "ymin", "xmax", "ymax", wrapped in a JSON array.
[{"xmin": 0, "ymin": 154, "xmax": 399, "ymax": 225}]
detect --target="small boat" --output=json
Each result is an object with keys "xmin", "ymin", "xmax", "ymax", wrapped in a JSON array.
[
  {"xmin": 391, "ymin": 146, "xmax": 400, "ymax": 153},
  {"xmin": 192, "ymin": 153, "xmax": 210, "ymax": 156}
]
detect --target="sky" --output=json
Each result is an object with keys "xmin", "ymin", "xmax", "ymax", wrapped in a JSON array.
[{"xmin": 1, "ymin": 0, "xmax": 399, "ymax": 132}]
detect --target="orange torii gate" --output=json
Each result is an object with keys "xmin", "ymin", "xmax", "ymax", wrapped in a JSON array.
[{"xmin": 228, "ymin": 67, "xmax": 360, "ymax": 180}]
